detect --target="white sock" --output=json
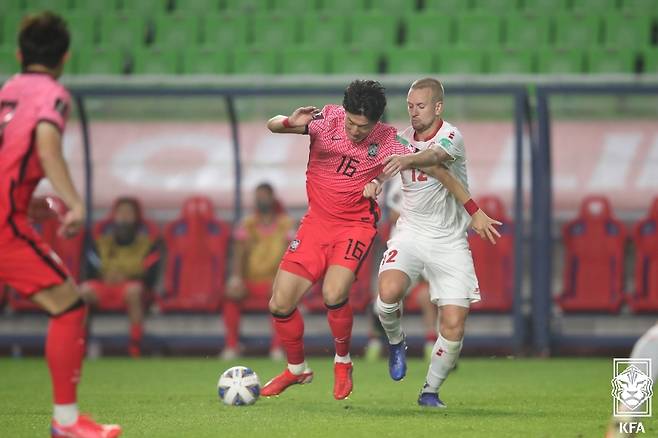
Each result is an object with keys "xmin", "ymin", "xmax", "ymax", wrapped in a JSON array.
[
  {"xmin": 376, "ymin": 296, "xmax": 404, "ymax": 345},
  {"xmin": 334, "ymin": 353, "xmax": 352, "ymax": 364},
  {"xmin": 54, "ymin": 403, "xmax": 78, "ymax": 426},
  {"xmin": 288, "ymin": 361, "xmax": 308, "ymax": 375},
  {"xmin": 424, "ymin": 334, "xmax": 463, "ymax": 393}
]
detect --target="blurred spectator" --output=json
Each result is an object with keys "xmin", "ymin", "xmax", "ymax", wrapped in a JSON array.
[
  {"xmin": 221, "ymin": 183, "xmax": 294, "ymax": 360},
  {"xmin": 80, "ymin": 197, "xmax": 160, "ymax": 357}
]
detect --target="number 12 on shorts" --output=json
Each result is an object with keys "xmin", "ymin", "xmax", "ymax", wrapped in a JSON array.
[{"xmin": 381, "ymin": 249, "xmax": 398, "ymax": 266}]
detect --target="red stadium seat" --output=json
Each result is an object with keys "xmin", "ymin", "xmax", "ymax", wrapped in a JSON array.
[
  {"xmin": 469, "ymin": 196, "xmax": 514, "ymax": 312},
  {"xmin": 628, "ymin": 197, "xmax": 658, "ymax": 313},
  {"xmin": 302, "ymin": 247, "xmax": 375, "ymax": 314},
  {"xmin": 157, "ymin": 196, "xmax": 230, "ymax": 312},
  {"xmin": 557, "ymin": 196, "xmax": 625, "ymax": 313},
  {"xmin": 8, "ymin": 197, "xmax": 84, "ymax": 312}
]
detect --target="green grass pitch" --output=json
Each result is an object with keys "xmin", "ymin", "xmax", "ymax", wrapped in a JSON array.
[{"xmin": 1, "ymin": 357, "xmax": 654, "ymax": 437}]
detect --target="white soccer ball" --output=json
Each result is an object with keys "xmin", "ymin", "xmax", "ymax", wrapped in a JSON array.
[{"xmin": 217, "ymin": 366, "xmax": 260, "ymax": 406}]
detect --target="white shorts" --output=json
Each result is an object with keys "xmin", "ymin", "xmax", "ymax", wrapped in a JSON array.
[{"xmin": 378, "ymin": 230, "xmax": 480, "ymax": 307}]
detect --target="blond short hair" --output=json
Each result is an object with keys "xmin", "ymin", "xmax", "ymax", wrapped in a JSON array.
[{"xmin": 410, "ymin": 78, "xmax": 444, "ymax": 103}]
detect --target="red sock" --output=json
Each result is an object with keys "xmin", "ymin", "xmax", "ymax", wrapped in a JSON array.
[
  {"xmin": 326, "ymin": 300, "xmax": 353, "ymax": 357},
  {"xmin": 270, "ymin": 318, "xmax": 282, "ymax": 350},
  {"xmin": 272, "ymin": 309, "xmax": 305, "ymax": 364},
  {"xmin": 130, "ymin": 323, "xmax": 143, "ymax": 344},
  {"xmin": 223, "ymin": 300, "xmax": 241, "ymax": 348},
  {"xmin": 46, "ymin": 304, "xmax": 87, "ymax": 405}
]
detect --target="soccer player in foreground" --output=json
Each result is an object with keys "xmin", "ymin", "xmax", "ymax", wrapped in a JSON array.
[
  {"xmin": 0, "ymin": 12, "xmax": 122, "ymax": 437},
  {"xmin": 365, "ymin": 78, "xmax": 500, "ymax": 408},
  {"xmin": 260, "ymin": 80, "xmax": 413, "ymax": 400}
]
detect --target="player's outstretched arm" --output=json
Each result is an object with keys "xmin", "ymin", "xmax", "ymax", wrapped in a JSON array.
[
  {"xmin": 267, "ymin": 106, "xmax": 319, "ymax": 134},
  {"xmin": 35, "ymin": 121, "xmax": 85, "ymax": 237},
  {"xmin": 422, "ymin": 165, "xmax": 502, "ymax": 244},
  {"xmin": 383, "ymin": 148, "xmax": 449, "ymax": 176}
]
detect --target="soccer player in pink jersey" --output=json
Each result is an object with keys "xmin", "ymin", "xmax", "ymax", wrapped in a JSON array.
[
  {"xmin": 0, "ymin": 12, "xmax": 121, "ymax": 437},
  {"xmin": 260, "ymin": 80, "xmax": 409, "ymax": 399}
]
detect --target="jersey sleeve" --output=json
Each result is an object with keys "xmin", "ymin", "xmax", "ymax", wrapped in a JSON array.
[
  {"xmin": 383, "ymin": 129, "xmax": 411, "ymax": 156},
  {"xmin": 430, "ymin": 129, "xmax": 464, "ymax": 163},
  {"xmin": 307, "ymin": 104, "xmax": 338, "ymax": 139},
  {"xmin": 36, "ymin": 86, "xmax": 71, "ymax": 132},
  {"xmin": 393, "ymin": 133, "xmax": 412, "ymax": 155}
]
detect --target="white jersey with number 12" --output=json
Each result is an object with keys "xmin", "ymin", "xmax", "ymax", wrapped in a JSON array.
[{"xmin": 395, "ymin": 119, "xmax": 471, "ymax": 240}]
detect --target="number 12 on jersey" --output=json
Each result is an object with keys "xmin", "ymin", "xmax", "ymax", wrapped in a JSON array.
[{"xmin": 411, "ymin": 168, "xmax": 427, "ymax": 182}]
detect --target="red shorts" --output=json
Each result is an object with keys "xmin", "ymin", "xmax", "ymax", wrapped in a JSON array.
[
  {"xmin": 84, "ymin": 279, "xmax": 142, "ymax": 310},
  {"xmin": 279, "ymin": 216, "xmax": 377, "ymax": 283},
  {"xmin": 0, "ymin": 225, "xmax": 69, "ymax": 297}
]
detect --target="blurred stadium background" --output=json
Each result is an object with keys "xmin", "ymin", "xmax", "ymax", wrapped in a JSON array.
[{"xmin": 1, "ymin": 0, "xmax": 658, "ymax": 360}]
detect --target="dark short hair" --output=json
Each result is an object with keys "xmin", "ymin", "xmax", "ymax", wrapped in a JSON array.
[
  {"xmin": 342, "ymin": 79, "xmax": 387, "ymax": 123},
  {"xmin": 255, "ymin": 182, "xmax": 274, "ymax": 195},
  {"xmin": 19, "ymin": 11, "xmax": 70, "ymax": 70},
  {"xmin": 114, "ymin": 197, "xmax": 141, "ymax": 218}
]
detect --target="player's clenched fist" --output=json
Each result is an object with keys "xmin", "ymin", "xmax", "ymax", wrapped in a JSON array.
[
  {"xmin": 288, "ymin": 106, "xmax": 320, "ymax": 127},
  {"xmin": 362, "ymin": 180, "xmax": 382, "ymax": 199}
]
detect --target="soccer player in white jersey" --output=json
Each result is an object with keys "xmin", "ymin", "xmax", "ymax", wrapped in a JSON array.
[{"xmin": 365, "ymin": 77, "xmax": 500, "ymax": 408}]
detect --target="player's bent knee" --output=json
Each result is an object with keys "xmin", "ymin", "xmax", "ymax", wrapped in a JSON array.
[
  {"xmin": 439, "ymin": 322, "xmax": 465, "ymax": 341},
  {"xmin": 376, "ymin": 295, "xmax": 400, "ymax": 315},
  {"xmin": 268, "ymin": 297, "xmax": 295, "ymax": 316},
  {"xmin": 125, "ymin": 283, "xmax": 143, "ymax": 301},
  {"xmin": 322, "ymin": 286, "xmax": 349, "ymax": 307},
  {"xmin": 52, "ymin": 297, "xmax": 86, "ymax": 317},
  {"xmin": 321, "ymin": 274, "xmax": 351, "ymax": 306},
  {"xmin": 31, "ymin": 280, "xmax": 82, "ymax": 315},
  {"xmin": 378, "ymin": 272, "xmax": 408, "ymax": 303},
  {"xmin": 378, "ymin": 281, "xmax": 405, "ymax": 304}
]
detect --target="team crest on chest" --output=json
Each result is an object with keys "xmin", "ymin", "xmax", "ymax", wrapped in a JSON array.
[
  {"xmin": 368, "ymin": 143, "xmax": 379, "ymax": 157},
  {"xmin": 289, "ymin": 239, "xmax": 300, "ymax": 251}
]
